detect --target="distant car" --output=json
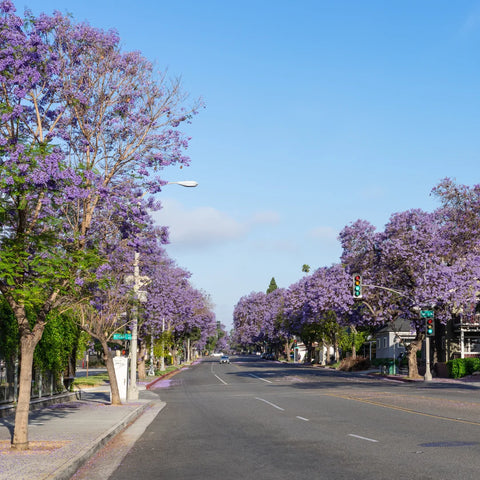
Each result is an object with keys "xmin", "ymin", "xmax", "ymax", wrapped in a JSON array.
[
  {"xmin": 212, "ymin": 352, "xmax": 222, "ymax": 357},
  {"xmin": 219, "ymin": 355, "xmax": 230, "ymax": 364}
]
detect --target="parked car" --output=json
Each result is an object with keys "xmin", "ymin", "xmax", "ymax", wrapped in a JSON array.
[{"xmin": 219, "ymin": 355, "xmax": 230, "ymax": 364}]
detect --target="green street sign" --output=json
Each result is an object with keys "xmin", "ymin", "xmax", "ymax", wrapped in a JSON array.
[
  {"xmin": 113, "ymin": 333, "xmax": 132, "ymax": 340},
  {"xmin": 420, "ymin": 310, "xmax": 434, "ymax": 318}
]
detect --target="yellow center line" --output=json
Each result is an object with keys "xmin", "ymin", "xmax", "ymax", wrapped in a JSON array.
[{"xmin": 323, "ymin": 393, "xmax": 480, "ymax": 427}]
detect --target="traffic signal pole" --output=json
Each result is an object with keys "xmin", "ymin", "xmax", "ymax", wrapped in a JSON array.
[
  {"xmin": 421, "ymin": 310, "xmax": 434, "ymax": 382},
  {"xmin": 352, "ymin": 281, "xmax": 436, "ymax": 382},
  {"xmin": 424, "ymin": 335, "xmax": 432, "ymax": 381}
]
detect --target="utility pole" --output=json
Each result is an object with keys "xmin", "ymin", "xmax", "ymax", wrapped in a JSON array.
[
  {"xmin": 127, "ymin": 252, "xmax": 140, "ymax": 400},
  {"xmin": 147, "ymin": 325, "xmax": 155, "ymax": 376},
  {"xmin": 126, "ymin": 252, "xmax": 150, "ymax": 401},
  {"xmin": 160, "ymin": 317, "xmax": 166, "ymax": 372}
]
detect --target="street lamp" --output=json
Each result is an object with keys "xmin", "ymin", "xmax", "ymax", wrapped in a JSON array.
[
  {"xmin": 127, "ymin": 180, "xmax": 198, "ymax": 400},
  {"xmin": 167, "ymin": 181, "xmax": 198, "ymax": 188}
]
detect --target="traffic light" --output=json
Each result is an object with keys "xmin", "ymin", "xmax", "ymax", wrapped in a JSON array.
[
  {"xmin": 352, "ymin": 274, "xmax": 362, "ymax": 299},
  {"xmin": 425, "ymin": 318, "xmax": 434, "ymax": 336},
  {"xmin": 421, "ymin": 310, "xmax": 435, "ymax": 336}
]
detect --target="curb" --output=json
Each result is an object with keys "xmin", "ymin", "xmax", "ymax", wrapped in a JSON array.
[
  {"xmin": 48, "ymin": 402, "xmax": 150, "ymax": 480},
  {"xmin": 145, "ymin": 364, "xmax": 195, "ymax": 390},
  {"xmin": 145, "ymin": 370, "xmax": 179, "ymax": 390}
]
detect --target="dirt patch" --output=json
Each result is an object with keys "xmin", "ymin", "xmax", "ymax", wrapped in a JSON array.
[{"xmin": 0, "ymin": 440, "xmax": 69, "ymax": 454}]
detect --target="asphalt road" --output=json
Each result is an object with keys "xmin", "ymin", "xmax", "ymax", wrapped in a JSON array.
[{"xmin": 98, "ymin": 356, "xmax": 480, "ymax": 480}]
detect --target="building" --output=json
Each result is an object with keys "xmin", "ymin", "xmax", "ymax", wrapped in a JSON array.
[{"xmin": 375, "ymin": 317, "xmax": 416, "ymax": 360}]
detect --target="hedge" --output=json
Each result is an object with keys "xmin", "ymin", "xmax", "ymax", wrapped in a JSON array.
[{"xmin": 447, "ymin": 357, "xmax": 480, "ymax": 378}]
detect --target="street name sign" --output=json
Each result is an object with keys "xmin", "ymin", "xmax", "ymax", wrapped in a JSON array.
[{"xmin": 113, "ymin": 333, "xmax": 132, "ymax": 340}]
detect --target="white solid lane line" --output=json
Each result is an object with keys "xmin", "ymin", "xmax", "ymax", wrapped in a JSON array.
[
  {"xmin": 255, "ymin": 397, "xmax": 285, "ymax": 411},
  {"xmin": 254, "ymin": 398, "xmax": 310, "ymax": 420},
  {"xmin": 348, "ymin": 434, "xmax": 379, "ymax": 443},
  {"xmin": 214, "ymin": 374, "xmax": 228, "ymax": 385},
  {"xmin": 296, "ymin": 416, "xmax": 309, "ymax": 422},
  {"xmin": 249, "ymin": 373, "xmax": 272, "ymax": 383}
]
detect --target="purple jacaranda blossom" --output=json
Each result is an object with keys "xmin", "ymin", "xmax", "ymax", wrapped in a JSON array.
[{"xmin": 0, "ymin": 3, "xmax": 203, "ymax": 449}]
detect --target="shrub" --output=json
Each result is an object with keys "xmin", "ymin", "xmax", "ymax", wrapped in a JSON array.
[
  {"xmin": 447, "ymin": 358, "xmax": 468, "ymax": 378},
  {"xmin": 465, "ymin": 357, "xmax": 480, "ymax": 375},
  {"xmin": 338, "ymin": 356, "xmax": 371, "ymax": 371}
]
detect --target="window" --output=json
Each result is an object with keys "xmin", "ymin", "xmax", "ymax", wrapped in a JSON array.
[{"xmin": 467, "ymin": 338, "xmax": 480, "ymax": 353}]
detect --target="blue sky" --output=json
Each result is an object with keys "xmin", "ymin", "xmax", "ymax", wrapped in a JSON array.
[{"xmin": 22, "ymin": 1, "xmax": 480, "ymax": 330}]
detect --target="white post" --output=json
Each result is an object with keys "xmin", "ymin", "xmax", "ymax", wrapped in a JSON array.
[
  {"xmin": 113, "ymin": 356, "xmax": 129, "ymax": 402},
  {"xmin": 424, "ymin": 336, "xmax": 432, "ymax": 382},
  {"xmin": 160, "ymin": 317, "xmax": 166, "ymax": 372},
  {"xmin": 461, "ymin": 329, "xmax": 465, "ymax": 359},
  {"xmin": 148, "ymin": 326, "xmax": 155, "ymax": 376},
  {"xmin": 393, "ymin": 341, "xmax": 396, "ymax": 375},
  {"xmin": 128, "ymin": 252, "xmax": 140, "ymax": 401}
]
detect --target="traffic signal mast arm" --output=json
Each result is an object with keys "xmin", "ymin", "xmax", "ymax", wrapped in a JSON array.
[
  {"xmin": 362, "ymin": 284, "xmax": 439, "ymax": 313},
  {"xmin": 360, "ymin": 283, "xmax": 408, "ymax": 297},
  {"xmin": 353, "ymin": 282, "xmax": 433, "ymax": 318},
  {"xmin": 352, "ymin": 278, "xmax": 437, "ymax": 322}
]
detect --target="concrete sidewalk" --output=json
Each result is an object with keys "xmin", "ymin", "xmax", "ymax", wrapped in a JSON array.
[{"xmin": 0, "ymin": 381, "xmax": 165, "ymax": 480}]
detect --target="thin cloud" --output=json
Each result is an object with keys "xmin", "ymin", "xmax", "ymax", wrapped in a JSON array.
[
  {"xmin": 152, "ymin": 199, "xmax": 246, "ymax": 247},
  {"xmin": 308, "ymin": 226, "xmax": 338, "ymax": 242},
  {"xmin": 460, "ymin": 5, "xmax": 480, "ymax": 36},
  {"xmin": 251, "ymin": 239, "xmax": 298, "ymax": 253},
  {"xmin": 152, "ymin": 199, "xmax": 281, "ymax": 249},
  {"xmin": 361, "ymin": 186, "xmax": 386, "ymax": 200},
  {"xmin": 250, "ymin": 210, "xmax": 281, "ymax": 225}
]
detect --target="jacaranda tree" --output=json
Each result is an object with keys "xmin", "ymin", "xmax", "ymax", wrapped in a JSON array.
[{"xmin": 0, "ymin": 3, "xmax": 198, "ymax": 449}]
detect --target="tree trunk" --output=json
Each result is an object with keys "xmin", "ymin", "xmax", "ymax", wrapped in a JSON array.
[
  {"xmin": 351, "ymin": 325, "xmax": 358, "ymax": 359},
  {"xmin": 320, "ymin": 342, "xmax": 327, "ymax": 366},
  {"xmin": 159, "ymin": 336, "xmax": 166, "ymax": 372},
  {"xmin": 285, "ymin": 339, "xmax": 291, "ymax": 362},
  {"xmin": 101, "ymin": 339, "xmax": 122, "ymax": 406},
  {"xmin": 137, "ymin": 339, "xmax": 146, "ymax": 380},
  {"xmin": 333, "ymin": 335, "xmax": 340, "ymax": 362},
  {"xmin": 12, "ymin": 332, "xmax": 40, "ymax": 450},
  {"xmin": 406, "ymin": 333, "xmax": 423, "ymax": 379},
  {"xmin": 304, "ymin": 341, "xmax": 314, "ymax": 363},
  {"xmin": 170, "ymin": 347, "xmax": 178, "ymax": 366},
  {"xmin": 7, "ymin": 287, "xmax": 59, "ymax": 450}
]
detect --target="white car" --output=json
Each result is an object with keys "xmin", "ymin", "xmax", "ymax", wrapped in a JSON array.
[{"xmin": 219, "ymin": 355, "xmax": 230, "ymax": 364}]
